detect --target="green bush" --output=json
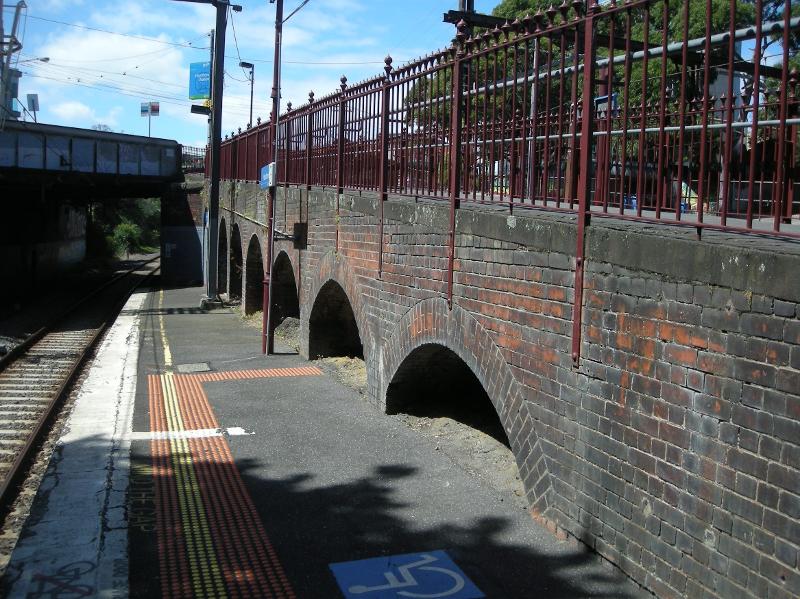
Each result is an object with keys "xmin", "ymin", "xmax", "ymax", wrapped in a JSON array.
[{"xmin": 110, "ymin": 222, "xmax": 143, "ymax": 258}]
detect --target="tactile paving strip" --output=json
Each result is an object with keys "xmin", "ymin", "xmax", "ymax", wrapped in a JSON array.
[{"xmin": 148, "ymin": 366, "xmax": 321, "ymax": 598}]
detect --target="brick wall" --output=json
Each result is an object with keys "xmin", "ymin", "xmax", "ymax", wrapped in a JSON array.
[{"xmin": 219, "ymin": 180, "xmax": 800, "ymax": 599}]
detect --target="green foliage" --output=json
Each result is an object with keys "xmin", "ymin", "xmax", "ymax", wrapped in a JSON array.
[
  {"xmin": 110, "ymin": 222, "xmax": 143, "ymax": 258},
  {"xmin": 86, "ymin": 197, "xmax": 160, "ymax": 260}
]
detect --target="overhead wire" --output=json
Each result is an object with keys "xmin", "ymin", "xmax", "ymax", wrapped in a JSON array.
[
  {"xmin": 20, "ymin": 54, "xmax": 186, "ymax": 89},
  {"xmin": 23, "ymin": 59, "xmax": 269, "ymax": 113},
  {"xmin": 228, "ymin": 7, "xmax": 251, "ymax": 79},
  {"xmin": 21, "ymin": 71, "xmax": 258, "ymax": 119},
  {"xmin": 3, "ymin": 12, "xmax": 210, "ymax": 50},
  {"xmin": 7, "ymin": 9, "xmax": 406, "ymax": 66}
]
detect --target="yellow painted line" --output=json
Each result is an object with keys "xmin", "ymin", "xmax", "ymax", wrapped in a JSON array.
[
  {"xmin": 159, "ymin": 289, "xmax": 173, "ymax": 368},
  {"xmin": 161, "ymin": 373, "xmax": 226, "ymax": 598},
  {"xmin": 156, "ymin": 290, "xmax": 225, "ymax": 597}
]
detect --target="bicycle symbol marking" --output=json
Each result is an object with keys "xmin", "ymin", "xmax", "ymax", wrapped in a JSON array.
[
  {"xmin": 348, "ymin": 554, "xmax": 466, "ymax": 598},
  {"xmin": 330, "ymin": 550, "xmax": 484, "ymax": 599}
]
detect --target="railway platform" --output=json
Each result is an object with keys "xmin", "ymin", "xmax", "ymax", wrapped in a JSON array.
[{"xmin": 3, "ymin": 284, "xmax": 647, "ymax": 599}]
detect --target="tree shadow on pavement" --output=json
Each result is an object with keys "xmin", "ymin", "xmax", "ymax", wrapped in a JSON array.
[{"xmin": 234, "ymin": 459, "xmax": 646, "ymax": 599}]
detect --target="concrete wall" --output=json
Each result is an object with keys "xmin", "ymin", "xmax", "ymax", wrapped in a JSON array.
[
  {"xmin": 161, "ymin": 174, "xmax": 204, "ymax": 286},
  {"xmin": 220, "ymin": 180, "xmax": 800, "ymax": 599},
  {"xmin": 0, "ymin": 200, "xmax": 86, "ymax": 295}
]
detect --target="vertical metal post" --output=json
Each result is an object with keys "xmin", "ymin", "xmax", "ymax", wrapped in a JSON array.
[
  {"xmin": 306, "ymin": 91, "xmax": 314, "ymax": 189},
  {"xmin": 571, "ymin": 0, "xmax": 596, "ymax": 366},
  {"xmin": 206, "ymin": 1, "xmax": 229, "ymax": 303},
  {"xmin": 248, "ymin": 64, "xmax": 254, "ymax": 126},
  {"xmin": 336, "ymin": 76, "xmax": 347, "ymax": 251},
  {"xmin": 263, "ymin": 0, "xmax": 283, "ymax": 355},
  {"xmin": 447, "ymin": 21, "xmax": 467, "ymax": 309},
  {"xmin": 774, "ymin": 0, "xmax": 792, "ymax": 229},
  {"xmin": 377, "ymin": 56, "xmax": 392, "ymax": 278}
]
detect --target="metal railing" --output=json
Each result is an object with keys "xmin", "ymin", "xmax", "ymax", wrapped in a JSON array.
[
  {"xmin": 215, "ymin": 0, "xmax": 800, "ymax": 363},
  {"xmin": 216, "ymin": 0, "xmax": 800, "ymax": 238},
  {"xmin": 181, "ymin": 145, "xmax": 207, "ymax": 173}
]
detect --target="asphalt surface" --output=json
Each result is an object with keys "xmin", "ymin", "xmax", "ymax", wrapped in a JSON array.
[{"xmin": 130, "ymin": 284, "xmax": 649, "ymax": 599}]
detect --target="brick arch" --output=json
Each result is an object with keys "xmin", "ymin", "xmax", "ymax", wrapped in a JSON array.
[
  {"xmin": 273, "ymin": 249, "xmax": 299, "ymax": 295},
  {"xmin": 244, "ymin": 233, "xmax": 264, "ymax": 315},
  {"xmin": 380, "ymin": 297, "xmax": 552, "ymax": 513},
  {"xmin": 301, "ymin": 249, "xmax": 373, "ymax": 365},
  {"xmin": 270, "ymin": 249, "xmax": 300, "ymax": 324},
  {"xmin": 229, "ymin": 223, "xmax": 244, "ymax": 301}
]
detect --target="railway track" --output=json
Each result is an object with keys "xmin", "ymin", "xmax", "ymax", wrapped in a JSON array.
[{"xmin": 0, "ymin": 257, "xmax": 159, "ymax": 515}]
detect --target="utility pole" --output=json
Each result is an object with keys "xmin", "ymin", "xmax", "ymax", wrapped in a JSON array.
[
  {"xmin": 207, "ymin": 28, "xmax": 214, "ymax": 146},
  {"xmin": 1, "ymin": 1, "xmax": 26, "ymax": 124},
  {"xmin": 173, "ymin": 0, "xmax": 242, "ymax": 305},
  {"xmin": 264, "ymin": 0, "xmax": 283, "ymax": 354}
]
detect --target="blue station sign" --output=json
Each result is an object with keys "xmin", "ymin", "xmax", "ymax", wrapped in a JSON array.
[{"xmin": 189, "ymin": 62, "xmax": 211, "ymax": 100}]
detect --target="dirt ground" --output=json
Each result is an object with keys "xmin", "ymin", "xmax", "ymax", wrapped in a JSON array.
[{"xmin": 250, "ymin": 315, "xmax": 528, "ymax": 508}]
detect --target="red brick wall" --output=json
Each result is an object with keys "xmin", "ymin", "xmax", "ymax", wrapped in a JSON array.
[{"xmin": 220, "ymin": 181, "xmax": 800, "ymax": 599}]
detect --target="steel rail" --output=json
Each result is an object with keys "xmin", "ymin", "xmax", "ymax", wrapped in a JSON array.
[
  {"xmin": 0, "ymin": 257, "xmax": 159, "ymax": 517},
  {"xmin": 0, "ymin": 256, "xmax": 159, "ymax": 375}
]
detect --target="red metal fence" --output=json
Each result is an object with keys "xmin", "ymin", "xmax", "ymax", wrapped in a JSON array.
[{"xmin": 216, "ymin": 0, "xmax": 800, "ymax": 237}]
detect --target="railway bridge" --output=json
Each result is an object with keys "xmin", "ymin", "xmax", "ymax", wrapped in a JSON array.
[
  {"xmin": 211, "ymin": 3, "xmax": 800, "ymax": 598},
  {"xmin": 0, "ymin": 120, "xmax": 205, "ymax": 291}
]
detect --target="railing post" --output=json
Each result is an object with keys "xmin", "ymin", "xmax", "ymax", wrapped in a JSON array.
[
  {"xmin": 571, "ymin": 0, "xmax": 596, "ymax": 366},
  {"xmin": 377, "ymin": 56, "xmax": 393, "ymax": 278},
  {"xmin": 306, "ymin": 91, "xmax": 314, "ymax": 190},
  {"xmin": 446, "ymin": 21, "xmax": 467, "ymax": 309},
  {"xmin": 285, "ymin": 103, "xmax": 292, "ymax": 185},
  {"xmin": 336, "ymin": 76, "xmax": 347, "ymax": 251}
]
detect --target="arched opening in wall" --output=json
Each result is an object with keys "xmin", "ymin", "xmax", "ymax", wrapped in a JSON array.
[
  {"xmin": 229, "ymin": 225, "xmax": 243, "ymax": 301},
  {"xmin": 271, "ymin": 252, "xmax": 299, "ymax": 325},
  {"xmin": 244, "ymin": 235, "xmax": 263, "ymax": 315},
  {"xmin": 308, "ymin": 280, "xmax": 363, "ymax": 359},
  {"xmin": 217, "ymin": 221, "xmax": 228, "ymax": 295},
  {"xmin": 387, "ymin": 344, "xmax": 510, "ymax": 447}
]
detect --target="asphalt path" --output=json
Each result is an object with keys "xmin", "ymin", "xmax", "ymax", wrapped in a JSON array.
[{"xmin": 132, "ymin": 285, "xmax": 649, "ymax": 599}]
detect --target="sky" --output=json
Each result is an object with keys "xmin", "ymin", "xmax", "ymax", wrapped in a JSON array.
[{"xmin": 4, "ymin": 0, "xmax": 496, "ymax": 147}]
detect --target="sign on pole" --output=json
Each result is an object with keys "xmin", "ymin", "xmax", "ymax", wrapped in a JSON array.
[
  {"xmin": 189, "ymin": 62, "xmax": 211, "ymax": 100},
  {"xmin": 141, "ymin": 101, "xmax": 159, "ymax": 136}
]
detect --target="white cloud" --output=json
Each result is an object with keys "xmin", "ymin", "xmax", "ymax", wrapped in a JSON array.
[
  {"xmin": 36, "ymin": 0, "xmax": 84, "ymax": 12},
  {"xmin": 52, "ymin": 100, "xmax": 93, "ymax": 122},
  {"xmin": 50, "ymin": 100, "xmax": 122, "ymax": 128}
]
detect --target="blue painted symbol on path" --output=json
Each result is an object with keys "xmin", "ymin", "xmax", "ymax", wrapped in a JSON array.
[{"xmin": 330, "ymin": 550, "xmax": 484, "ymax": 599}]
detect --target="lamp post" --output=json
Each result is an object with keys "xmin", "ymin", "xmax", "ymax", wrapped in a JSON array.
[
  {"xmin": 263, "ymin": 0, "xmax": 283, "ymax": 354},
  {"xmin": 239, "ymin": 61, "xmax": 254, "ymax": 126},
  {"xmin": 172, "ymin": 0, "xmax": 241, "ymax": 305}
]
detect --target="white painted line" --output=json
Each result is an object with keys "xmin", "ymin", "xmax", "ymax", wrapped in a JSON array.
[{"xmin": 130, "ymin": 426, "xmax": 254, "ymax": 441}]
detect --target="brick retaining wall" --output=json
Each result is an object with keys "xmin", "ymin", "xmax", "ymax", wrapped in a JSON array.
[{"xmin": 217, "ymin": 180, "xmax": 800, "ymax": 599}]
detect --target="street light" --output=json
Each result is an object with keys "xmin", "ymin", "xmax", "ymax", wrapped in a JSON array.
[
  {"xmin": 239, "ymin": 61, "xmax": 254, "ymax": 126},
  {"xmin": 171, "ymin": 0, "xmax": 241, "ymax": 306},
  {"xmin": 263, "ymin": 0, "xmax": 312, "ymax": 354}
]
